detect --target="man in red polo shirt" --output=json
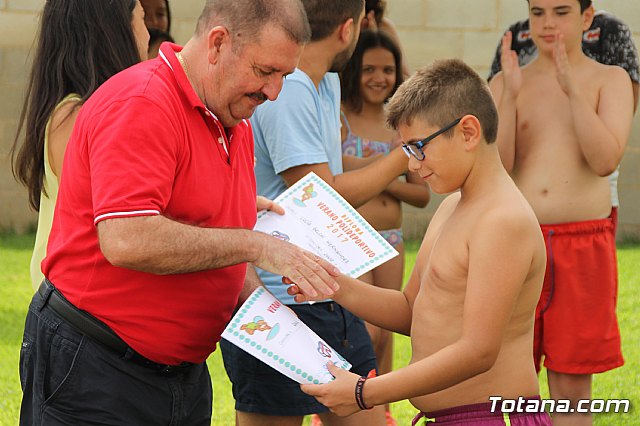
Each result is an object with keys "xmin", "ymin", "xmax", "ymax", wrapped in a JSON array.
[{"xmin": 19, "ymin": 1, "xmax": 340, "ymax": 425}]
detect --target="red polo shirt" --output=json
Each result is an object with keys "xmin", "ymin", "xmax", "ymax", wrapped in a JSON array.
[{"xmin": 43, "ymin": 43, "xmax": 257, "ymax": 364}]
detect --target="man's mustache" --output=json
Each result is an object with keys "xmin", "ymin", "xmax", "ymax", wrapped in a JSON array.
[{"xmin": 248, "ymin": 92, "xmax": 267, "ymax": 102}]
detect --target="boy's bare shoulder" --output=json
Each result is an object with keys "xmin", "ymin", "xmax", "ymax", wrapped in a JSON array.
[
  {"xmin": 489, "ymin": 70, "xmax": 504, "ymax": 85},
  {"xmin": 411, "ymin": 192, "xmax": 462, "ymax": 278},
  {"xmin": 580, "ymin": 57, "xmax": 630, "ymax": 85},
  {"xmin": 430, "ymin": 192, "xmax": 461, "ymax": 225},
  {"xmin": 601, "ymin": 63, "xmax": 632, "ymax": 88},
  {"xmin": 437, "ymin": 192, "xmax": 462, "ymax": 212},
  {"xmin": 420, "ymin": 192, "xmax": 461, "ymax": 249},
  {"xmin": 472, "ymin": 190, "xmax": 541, "ymax": 246}
]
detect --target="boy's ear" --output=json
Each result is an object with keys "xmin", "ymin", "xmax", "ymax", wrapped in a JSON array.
[
  {"xmin": 460, "ymin": 115, "xmax": 482, "ymax": 152},
  {"xmin": 582, "ymin": 5, "xmax": 595, "ymax": 31}
]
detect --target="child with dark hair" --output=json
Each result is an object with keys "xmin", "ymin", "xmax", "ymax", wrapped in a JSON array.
[
  {"xmin": 339, "ymin": 29, "xmax": 429, "ymax": 425},
  {"xmin": 488, "ymin": 3, "xmax": 639, "ymax": 240},
  {"xmin": 11, "ymin": 0, "xmax": 149, "ymax": 291},
  {"xmin": 360, "ymin": 0, "xmax": 409, "ymax": 77},
  {"xmin": 301, "ymin": 58, "xmax": 551, "ymax": 426},
  {"xmin": 490, "ymin": 1, "xmax": 633, "ymax": 423}
]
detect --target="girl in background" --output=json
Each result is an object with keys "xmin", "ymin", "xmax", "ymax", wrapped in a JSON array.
[
  {"xmin": 362, "ymin": 0, "xmax": 410, "ymax": 78},
  {"xmin": 11, "ymin": 0, "xmax": 149, "ymax": 290}
]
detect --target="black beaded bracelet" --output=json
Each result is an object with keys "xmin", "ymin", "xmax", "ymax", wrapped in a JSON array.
[{"xmin": 354, "ymin": 376, "xmax": 372, "ymax": 410}]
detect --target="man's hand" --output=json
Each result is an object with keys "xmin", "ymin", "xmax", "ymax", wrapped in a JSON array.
[
  {"xmin": 256, "ymin": 196, "xmax": 285, "ymax": 215},
  {"xmin": 500, "ymin": 31, "xmax": 522, "ymax": 98},
  {"xmin": 301, "ymin": 363, "xmax": 363, "ymax": 416},
  {"xmin": 252, "ymin": 232, "xmax": 340, "ymax": 300}
]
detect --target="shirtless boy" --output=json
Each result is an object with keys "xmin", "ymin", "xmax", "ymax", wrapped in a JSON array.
[
  {"xmin": 299, "ymin": 59, "xmax": 551, "ymax": 425},
  {"xmin": 489, "ymin": 1, "xmax": 633, "ymax": 424}
]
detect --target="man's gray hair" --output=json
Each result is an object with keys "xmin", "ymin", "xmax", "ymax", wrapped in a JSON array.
[{"xmin": 195, "ymin": 0, "xmax": 311, "ymax": 47}]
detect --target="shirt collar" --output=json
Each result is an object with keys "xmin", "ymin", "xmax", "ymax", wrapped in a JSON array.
[
  {"xmin": 158, "ymin": 42, "xmax": 251, "ymax": 131},
  {"xmin": 158, "ymin": 42, "xmax": 208, "ymax": 112}
]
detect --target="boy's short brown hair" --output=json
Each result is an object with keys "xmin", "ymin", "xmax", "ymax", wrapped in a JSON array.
[{"xmin": 386, "ymin": 59, "xmax": 499, "ymax": 144}]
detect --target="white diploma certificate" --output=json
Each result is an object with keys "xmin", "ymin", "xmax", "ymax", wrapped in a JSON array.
[
  {"xmin": 222, "ymin": 172, "xmax": 399, "ymax": 384},
  {"xmin": 221, "ymin": 287, "xmax": 352, "ymax": 384},
  {"xmin": 253, "ymin": 171, "xmax": 398, "ymax": 278}
]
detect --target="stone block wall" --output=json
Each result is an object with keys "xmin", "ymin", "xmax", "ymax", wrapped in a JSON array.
[{"xmin": 0, "ymin": 0, "xmax": 203, "ymax": 232}]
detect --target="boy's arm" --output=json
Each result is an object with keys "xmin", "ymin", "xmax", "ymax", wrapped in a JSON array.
[
  {"xmin": 555, "ymin": 35, "xmax": 634, "ymax": 176},
  {"xmin": 329, "ymin": 245, "xmax": 425, "ymax": 335},
  {"xmin": 290, "ymin": 192, "xmax": 448, "ymax": 320},
  {"xmin": 384, "ymin": 179, "xmax": 430, "ymax": 208},
  {"xmin": 339, "ymin": 114, "xmax": 386, "ymax": 172},
  {"xmin": 487, "ymin": 33, "xmax": 505, "ymax": 82},
  {"xmin": 383, "ymin": 172, "xmax": 430, "ymax": 208},
  {"xmin": 325, "ymin": 273, "xmax": 415, "ymax": 336},
  {"xmin": 280, "ymin": 147, "xmax": 408, "ymax": 208},
  {"xmin": 490, "ymin": 32, "xmax": 521, "ymax": 172},
  {"xmin": 341, "ymin": 154, "xmax": 383, "ymax": 171},
  {"xmin": 286, "ymin": 270, "xmax": 416, "ymax": 333},
  {"xmin": 288, "ymin": 229, "xmax": 429, "ymax": 331},
  {"xmin": 302, "ymin": 209, "xmax": 536, "ymax": 414}
]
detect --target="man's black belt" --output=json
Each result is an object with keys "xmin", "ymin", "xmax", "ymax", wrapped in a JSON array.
[{"xmin": 39, "ymin": 279, "xmax": 195, "ymax": 374}]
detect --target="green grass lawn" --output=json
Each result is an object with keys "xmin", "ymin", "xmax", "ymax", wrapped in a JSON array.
[{"xmin": 1, "ymin": 235, "xmax": 638, "ymax": 425}]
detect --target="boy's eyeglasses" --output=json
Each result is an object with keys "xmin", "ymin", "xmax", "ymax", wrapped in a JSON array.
[{"xmin": 402, "ymin": 117, "xmax": 462, "ymax": 161}]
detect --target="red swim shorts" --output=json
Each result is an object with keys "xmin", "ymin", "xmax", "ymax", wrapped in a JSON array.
[{"xmin": 534, "ymin": 209, "xmax": 623, "ymax": 374}]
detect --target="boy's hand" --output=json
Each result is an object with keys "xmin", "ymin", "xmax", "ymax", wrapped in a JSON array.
[
  {"xmin": 286, "ymin": 281, "xmax": 308, "ymax": 303},
  {"xmin": 500, "ymin": 31, "xmax": 522, "ymax": 98},
  {"xmin": 553, "ymin": 33, "xmax": 577, "ymax": 96},
  {"xmin": 300, "ymin": 363, "xmax": 363, "ymax": 416},
  {"xmin": 285, "ymin": 272, "xmax": 342, "ymax": 303}
]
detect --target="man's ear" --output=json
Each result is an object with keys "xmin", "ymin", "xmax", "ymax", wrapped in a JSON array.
[
  {"xmin": 582, "ymin": 5, "xmax": 595, "ymax": 31},
  {"xmin": 338, "ymin": 18, "xmax": 355, "ymax": 45},
  {"xmin": 207, "ymin": 26, "xmax": 229, "ymax": 64},
  {"xmin": 460, "ymin": 115, "xmax": 482, "ymax": 151}
]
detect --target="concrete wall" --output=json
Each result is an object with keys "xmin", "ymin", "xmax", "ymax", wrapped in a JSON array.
[
  {"xmin": 0, "ymin": 0, "xmax": 203, "ymax": 232},
  {"xmin": 1, "ymin": 0, "xmax": 639, "ymax": 238}
]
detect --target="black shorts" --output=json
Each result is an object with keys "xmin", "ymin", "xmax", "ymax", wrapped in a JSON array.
[
  {"xmin": 20, "ymin": 284, "xmax": 212, "ymax": 425},
  {"xmin": 220, "ymin": 302, "xmax": 377, "ymax": 416}
]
